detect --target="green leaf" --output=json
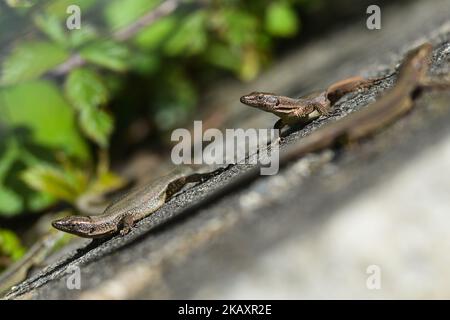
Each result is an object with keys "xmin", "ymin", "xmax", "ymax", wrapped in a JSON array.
[
  {"xmin": 21, "ymin": 164, "xmax": 82, "ymax": 203},
  {"xmin": 164, "ymin": 11, "xmax": 207, "ymax": 56},
  {"xmin": 1, "ymin": 41, "xmax": 69, "ymax": 85},
  {"xmin": 239, "ymin": 48, "xmax": 262, "ymax": 81},
  {"xmin": 0, "ymin": 229, "xmax": 25, "ymax": 262},
  {"xmin": 134, "ymin": 15, "xmax": 177, "ymax": 51},
  {"xmin": 44, "ymin": 0, "xmax": 97, "ymax": 18},
  {"xmin": 33, "ymin": 14, "xmax": 68, "ymax": 47},
  {"xmin": 85, "ymin": 169, "xmax": 126, "ymax": 196},
  {"xmin": 79, "ymin": 108, "xmax": 114, "ymax": 148},
  {"xmin": 216, "ymin": 9, "xmax": 259, "ymax": 47},
  {"xmin": 68, "ymin": 25, "xmax": 98, "ymax": 48},
  {"xmin": 64, "ymin": 68, "xmax": 113, "ymax": 147},
  {"xmin": 0, "ymin": 186, "xmax": 23, "ymax": 216},
  {"xmin": 265, "ymin": 2, "xmax": 299, "ymax": 37},
  {"xmin": 0, "ymin": 81, "xmax": 89, "ymax": 160},
  {"xmin": 65, "ymin": 68, "xmax": 109, "ymax": 112},
  {"xmin": 27, "ymin": 191, "xmax": 54, "ymax": 212},
  {"xmin": 5, "ymin": 0, "xmax": 36, "ymax": 8},
  {"xmin": 80, "ymin": 40, "xmax": 129, "ymax": 71},
  {"xmin": 128, "ymin": 52, "xmax": 160, "ymax": 74},
  {"xmin": 104, "ymin": 0, "xmax": 160, "ymax": 30},
  {"xmin": 204, "ymin": 43, "xmax": 240, "ymax": 73},
  {"xmin": 0, "ymin": 138, "xmax": 20, "ymax": 183}
]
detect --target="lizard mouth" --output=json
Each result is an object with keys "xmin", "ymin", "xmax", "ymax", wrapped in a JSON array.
[
  {"xmin": 240, "ymin": 94, "xmax": 260, "ymax": 108},
  {"xmin": 51, "ymin": 218, "xmax": 72, "ymax": 232},
  {"xmin": 240, "ymin": 95, "xmax": 253, "ymax": 105}
]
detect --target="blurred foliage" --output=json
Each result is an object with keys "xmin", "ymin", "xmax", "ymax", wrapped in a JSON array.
[
  {"xmin": 0, "ymin": 229, "xmax": 26, "ymax": 271},
  {"xmin": 0, "ymin": 0, "xmax": 314, "ymax": 218}
]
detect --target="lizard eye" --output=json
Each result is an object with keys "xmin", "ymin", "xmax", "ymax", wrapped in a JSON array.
[{"xmin": 257, "ymin": 95, "xmax": 264, "ymax": 101}]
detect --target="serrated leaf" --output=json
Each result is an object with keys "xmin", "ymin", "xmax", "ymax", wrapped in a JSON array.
[
  {"xmin": 33, "ymin": 14, "xmax": 68, "ymax": 47},
  {"xmin": 265, "ymin": 2, "xmax": 299, "ymax": 37},
  {"xmin": 0, "ymin": 81, "xmax": 89, "ymax": 160},
  {"xmin": 65, "ymin": 68, "xmax": 109, "ymax": 112},
  {"xmin": 80, "ymin": 40, "xmax": 129, "ymax": 71},
  {"xmin": 1, "ymin": 41, "xmax": 69, "ymax": 85},
  {"xmin": 79, "ymin": 108, "xmax": 113, "ymax": 148},
  {"xmin": 21, "ymin": 165, "xmax": 81, "ymax": 203}
]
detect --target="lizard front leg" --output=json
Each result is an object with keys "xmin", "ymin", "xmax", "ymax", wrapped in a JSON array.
[
  {"xmin": 309, "ymin": 91, "xmax": 332, "ymax": 115},
  {"xmin": 119, "ymin": 215, "xmax": 134, "ymax": 236},
  {"xmin": 272, "ymin": 119, "xmax": 287, "ymax": 144}
]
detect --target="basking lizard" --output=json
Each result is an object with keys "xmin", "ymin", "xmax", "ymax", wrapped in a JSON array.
[
  {"xmin": 51, "ymin": 43, "xmax": 448, "ymax": 238},
  {"xmin": 51, "ymin": 166, "xmax": 227, "ymax": 238},
  {"xmin": 198, "ymin": 42, "xmax": 449, "ymax": 211},
  {"xmin": 240, "ymin": 72, "xmax": 390, "ymax": 133},
  {"xmin": 265, "ymin": 42, "xmax": 449, "ymax": 162}
]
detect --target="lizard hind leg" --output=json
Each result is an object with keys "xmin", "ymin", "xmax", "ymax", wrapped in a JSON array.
[
  {"xmin": 272, "ymin": 119, "xmax": 286, "ymax": 144},
  {"xmin": 165, "ymin": 177, "xmax": 188, "ymax": 201},
  {"xmin": 314, "ymin": 98, "xmax": 332, "ymax": 116}
]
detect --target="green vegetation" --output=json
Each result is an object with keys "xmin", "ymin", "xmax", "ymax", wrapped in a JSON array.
[
  {"xmin": 0, "ymin": 0, "xmax": 317, "ymax": 263},
  {"xmin": 0, "ymin": 229, "xmax": 26, "ymax": 271}
]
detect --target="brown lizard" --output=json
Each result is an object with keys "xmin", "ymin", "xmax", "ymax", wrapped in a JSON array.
[
  {"xmin": 51, "ymin": 43, "xmax": 448, "ymax": 239},
  {"xmin": 203, "ymin": 42, "xmax": 449, "ymax": 206},
  {"xmin": 263, "ymin": 42, "xmax": 449, "ymax": 160},
  {"xmin": 51, "ymin": 166, "xmax": 228, "ymax": 238},
  {"xmin": 240, "ymin": 71, "xmax": 390, "ymax": 133}
]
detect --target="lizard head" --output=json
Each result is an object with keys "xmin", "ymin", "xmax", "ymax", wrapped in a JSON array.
[
  {"xmin": 240, "ymin": 92, "xmax": 280, "ymax": 112},
  {"xmin": 52, "ymin": 216, "xmax": 99, "ymax": 238}
]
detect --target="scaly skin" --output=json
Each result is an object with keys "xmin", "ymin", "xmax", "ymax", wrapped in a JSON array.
[
  {"xmin": 276, "ymin": 42, "xmax": 450, "ymax": 163},
  {"xmin": 52, "ymin": 43, "xmax": 449, "ymax": 238},
  {"xmin": 52, "ymin": 166, "xmax": 226, "ymax": 238},
  {"xmin": 240, "ymin": 75, "xmax": 390, "ymax": 131}
]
